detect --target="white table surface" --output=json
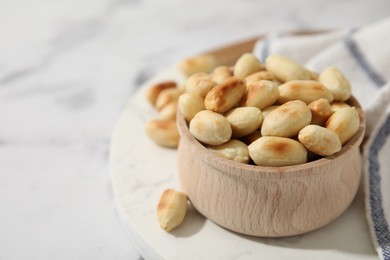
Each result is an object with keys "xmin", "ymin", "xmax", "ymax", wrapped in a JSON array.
[{"xmin": 0, "ymin": 0, "xmax": 389, "ymax": 259}]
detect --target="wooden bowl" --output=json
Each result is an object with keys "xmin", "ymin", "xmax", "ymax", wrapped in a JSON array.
[{"xmin": 177, "ymin": 95, "xmax": 365, "ymax": 237}]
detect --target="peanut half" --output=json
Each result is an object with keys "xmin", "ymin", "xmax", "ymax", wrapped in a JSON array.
[
  {"xmin": 233, "ymin": 53, "xmax": 262, "ymax": 79},
  {"xmin": 178, "ymin": 54, "xmax": 217, "ymax": 76},
  {"xmin": 261, "ymin": 100, "xmax": 311, "ymax": 137},
  {"xmin": 265, "ymin": 54, "xmax": 311, "ymax": 82},
  {"xmin": 207, "ymin": 139, "xmax": 250, "ymax": 163},
  {"xmin": 145, "ymin": 119, "xmax": 180, "ymax": 148},
  {"xmin": 211, "ymin": 66, "xmax": 233, "ymax": 84},
  {"xmin": 205, "ymin": 77, "xmax": 246, "ymax": 113},
  {"xmin": 157, "ymin": 189, "xmax": 188, "ymax": 232},
  {"xmin": 240, "ymin": 80, "xmax": 279, "ymax": 109},
  {"xmin": 185, "ymin": 72, "xmax": 216, "ymax": 98},
  {"xmin": 189, "ymin": 110, "xmax": 232, "ymax": 145},
  {"xmin": 248, "ymin": 136, "xmax": 307, "ymax": 166},
  {"xmin": 155, "ymin": 88, "xmax": 183, "ymax": 111},
  {"xmin": 326, "ymin": 107, "xmax": 360, "ymax": 145},
  {"xmin": 145, "ymin": 81, "xmax": 177, "ymax": 106},
  {"xmin": 298, "ymin": 125, "xmax": 341, "ymax": 156},
  {"xmin": 319, "ymin": 67, "xmax": 352, "ymax": 101},
  {"xmin": 278, "ymin": 80, "xmax": 334, "ymax": 104},
  {"xmin": 178, "ymin": 93, "xmax": 205, "ymax": 122},
  {"xmin": 244, "ymin": 71, "xmax": 275, "ymax": 86},
  {"xmin": 225, "ymin": 107, "xmax": 263, "ymax": 138},
  {"xmin": 159, "ymin": 101, "xmax": 178, "ymax": 120},
  {"xmin": 308, "ymin": 98, "xmax": 333, "ymax": 126},
  {"xmin": 330, "ymin": 101, "xmax": 351, "ymax": 113}
]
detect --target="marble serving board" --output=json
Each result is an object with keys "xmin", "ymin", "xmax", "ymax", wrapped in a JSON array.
[{"xmin": 109, "ymin": 42, "xmax": 378, "ymax": 259}]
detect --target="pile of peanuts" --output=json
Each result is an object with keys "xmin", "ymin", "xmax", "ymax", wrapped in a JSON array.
[{"xmin": 145, "ymin": 53, "xmax": 360, "ymax": 167}]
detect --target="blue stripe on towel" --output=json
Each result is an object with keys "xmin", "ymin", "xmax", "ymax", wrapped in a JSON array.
[
  {"xmin": 259, "ymin": 38, "xmax": 270, "ymax": 63},
  {"xmin": 344, "ymin": 36, "xmax": 386, "ymax": 87},
  {"xmin": 368, "ymin": 113, "xmax": 390, "ymax": 260}
]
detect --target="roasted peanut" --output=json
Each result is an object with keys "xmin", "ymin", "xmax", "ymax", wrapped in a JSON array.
[
  {"xmin": 155, "ymin": 88, "xmax": 183, "ymax": 111},
  {"xmin": 185, "ymin": 72, "xmax": 216, "ymax": 98},
  {"xmin": 308, "ymin": 98, "xmax": 333, "ymax": 126},
  {"xmin": 145, "ymin": 81, "xmax": 177, "ymax": 106},
  {"xmin": 157, "ymin": 189, "xmax": 187, "ymax": 232},
  {"xmin": 278, "ymin": 80, "xmax": 334, "ymax": 104},
  {"xmin": 244, "ymin": 71, "xmax": 275, "ymax": 86},
  {"xmin": 145, "ymin": 119, "xmax": 180, "ymax": 148},
  {"xmin": 298, "ymin": 125, "xmax": 341, "ymax": 156},
  {"xmin": 265, "ymin": 54, "xmax": 311, "ymax": 82},
  {"xmin": 178, "ymin": 93, "xmax": 205, "ymax": 122},
  {"xmin": 207, "ymin": 139, "xmax": 250, "ymax": 163},
  {"xmin": 261, "ymin": 100, "xmax": 311, "ymax": 137},
  {"xmin": 225, "ymin": 107, "xmax": 263, "ymax": 138},
  {"xmin": 205, "ymin": 77, "xmax": 246, "ymax": 113},
  {"xmin": 211, "ymin": 66, "xmax": 233, "ymax": 84},
  {"xmin": 189, "ymin": 110, "xmax": 232, "ymax": 145},
  {"xmin": 248, "ymin": 136, "xmax": 307, "ymax": 166},
  {"xmin": 326, "ymin": 107, "xmax": 360, "ymax": 145},
  {"xmin": 240, "ymin": 80, "xmax": 279, "ymax": 109},
  {"xmin": 330, "ymin": 101, "xmax": 351, "ymax": 113},
  {"xmin": 159, "ymin": 101, "xmax": 178, "ymax": 120},
  {"xmin": 233, "ymin": 53, "xmax": 262, "ymax": 79},
  {"xmin": 319, "ymin": 67, "xmax": 352, "ymax": 101},
  {"xmin": 178, "ymin": 54, "xmax": 217, "ymax": 76}
]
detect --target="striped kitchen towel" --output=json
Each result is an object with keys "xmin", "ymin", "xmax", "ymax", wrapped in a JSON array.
[{"xmin": 254, "ymin": 17, "xmax": 390, "ymax": 260}]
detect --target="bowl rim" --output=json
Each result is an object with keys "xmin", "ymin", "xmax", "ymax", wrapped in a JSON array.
[{"xmin": 177, "ymin": 95, "xmax": 366, "ymax": 180}]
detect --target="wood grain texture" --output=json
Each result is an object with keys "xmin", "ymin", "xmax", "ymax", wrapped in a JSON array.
[{"xmin": 177, "ymin": 35, "xmax": 365, "ymax": 237}]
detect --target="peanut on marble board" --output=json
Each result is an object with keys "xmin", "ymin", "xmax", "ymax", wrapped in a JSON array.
[
  {"xmin": 157, "ymin": 189, "xmax": 188, "ymax": 232},
  {"xmin": 144, "ymin": 52, "xmax": 360, "ymax": 167}
]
